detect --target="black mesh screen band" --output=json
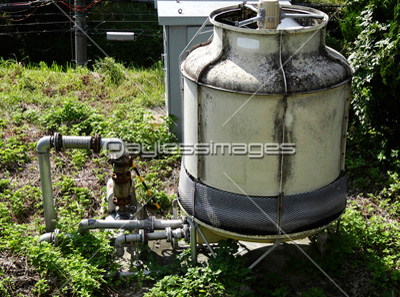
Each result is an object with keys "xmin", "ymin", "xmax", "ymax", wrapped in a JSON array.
[{"xmin": 178, "ymin": 165, "xmax": 346, "ymax": 236}]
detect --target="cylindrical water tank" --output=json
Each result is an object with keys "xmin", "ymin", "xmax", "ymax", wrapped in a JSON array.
[{"xmin": 178, "ymin": 4, "xmax": 352, "ymax": 240}]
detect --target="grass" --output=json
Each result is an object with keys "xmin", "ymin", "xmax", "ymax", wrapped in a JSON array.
[
  {"xmin": 0, "ymin": 58, "xmax": 179, "ymax": 296},
  {"xmin": 0, "ymin": 58, "xmax": 399, "ymax": 296}
]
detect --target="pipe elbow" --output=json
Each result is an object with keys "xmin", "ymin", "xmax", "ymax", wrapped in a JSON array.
[
  {"xmin": 39, "ymin": 232, "xmax": 54, "ymax": 243},
  {"xmin": 38, "ymin": 229, "xmax": 61, "ymax": 245},
  {"xmin": 78, "ymin": 219, "xmax": 89, "ymax": 232},
  {"xmin": 115, "ymin": 234, "xmax": 126, "ymax": 257},
  {"xmin": 101, "ymin": 138, "xmax": 127, "ymax": 160},
  {"xmin": 36, "ymin": 136, "xmax": 52, "ymax": 153},
  {"xmin": 78, "ymin": 219, "xmax": 97, "ymax": 233}
]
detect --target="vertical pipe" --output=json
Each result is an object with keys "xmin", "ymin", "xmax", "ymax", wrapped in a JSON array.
[
  {"xmin": 75, "ymin": 0, "xmax": 87, "ymax": 66},
  {"xmin": 39, "ymin": 153, "xmax": 56, "ymax": 232},
  {"xmin": 37, "ymin": 136, "xmax": 56, "ymax": 232}
]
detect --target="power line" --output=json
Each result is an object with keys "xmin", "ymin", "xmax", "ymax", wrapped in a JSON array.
[
  {"xmin": 0, "ymin": 20, "xmax": 70, "ymax": 27},
  {"xmin": 88, "ymin": 20, "xmax": 157, "ymax": 23},
  {"xmin": 88, "ymin": 12, "xmax": 155, "ymax": 16},
  {"xmin": 0, "ymin": 29, "xmax": 69, "ymax": 35},
  {"xmin": 0, "ymin": 1, "xmax": 52, "ymax": 21},
  {"xmin": 0, "ymin": 0, "xmax": 158, "ymax": 22},
  {"xmin": 95, "ymin": 28, "xmax": 160, "ymax": 32},
  {"xmin": 0, "ymin": 12, "xmax": 66, "ymax": 17}
]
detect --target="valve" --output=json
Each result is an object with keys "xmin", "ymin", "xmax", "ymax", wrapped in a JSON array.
[{"xmin": 111, "ymin": 154, "xmax": 137, "ymax": 219}]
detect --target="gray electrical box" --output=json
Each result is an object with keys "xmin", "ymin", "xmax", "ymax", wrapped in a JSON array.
[{"xmin": 157, "ymin": 0, "xmax": 243, "ymax": 141}]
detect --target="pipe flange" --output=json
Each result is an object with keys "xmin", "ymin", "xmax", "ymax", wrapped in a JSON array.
[
  {"xmin": 144, "ymin": 217, "xmax": 154, "ymax": 232},
  {"xmin": 183, "ymin": 224, "xmax": 190, "ymax": 242},
  {"xmin": 91, "ymin": 134, "xmax": 101, "ymax": 154},
  {"xmin": 165, "ymin": 227, "xmax": 172, "ymax": 242},
  {"xmin": 53, "ymin": 229, "xmax": 60, "ymax": 246},
  {"xmin": 112, "ymin": 171, "xmax": 132, "ymax": 183},
  {"xmin": 52, "ymin": 133, "xmax": 63, "ymax": 152}
]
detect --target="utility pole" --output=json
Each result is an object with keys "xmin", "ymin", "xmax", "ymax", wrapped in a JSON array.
[{"xmin": 74, "ymin": 0, "xmax": 87, "ymax": 66}]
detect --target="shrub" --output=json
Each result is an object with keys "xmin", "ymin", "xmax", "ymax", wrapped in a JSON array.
[{"xmin": 341, "ymin": 0, "xmax": 400, "ymax": 150}]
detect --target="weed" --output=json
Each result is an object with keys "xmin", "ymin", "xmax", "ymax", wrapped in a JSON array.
[
  {"xmin": 7, "ymin": 185, "xmax": 42, "ymax": 221},
  {"xmin": 0, "ymin": 135, "xmax": 29, "ymax": 170},
  {"xmin": 93, "ymin": 57, "xmax": 126, "ymax": 85},
  {"xmin": 0, "ymin": 179, "xmax": 9, "ymax": 193},
  {"xmin": 301, "ymin": 287, "xmax": 326, "ymax": 297},
  {"xmin": 0, "ymin": 271, "xmax": 12, "ymax": 297}
]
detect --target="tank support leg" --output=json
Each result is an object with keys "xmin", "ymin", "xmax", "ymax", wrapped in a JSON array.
[
  {"xmin": 248, "ymin": 240, "xmax": 281, "ymax": 270},
  {"xmin": 172, "ymin": 199, "xmax": 179, "ymax": 250},
  {"xmin": 336, "ymin": 218, "xmax": 341, "ymax": 234},
  {"xmin": 197, "ymin": 226, "xmax": 216, "ymax": 258}
]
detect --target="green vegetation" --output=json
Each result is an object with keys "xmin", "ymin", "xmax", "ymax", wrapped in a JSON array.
[
  {"xmin": 1, "ymin": 1, "xmax": 400, "ymax": 294},
  {"xmin": 341, "ymin": 0, "xmax": 400, "ymax": 150},
  {"xmin": 0, "ymin": 57, "xmax": 179, "ymax": 296}
]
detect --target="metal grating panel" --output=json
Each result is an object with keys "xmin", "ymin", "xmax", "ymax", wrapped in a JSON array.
[
  {"xmin": 281, "ymin": 177, "xmax": 346, "ymax": 233},
  {"xmin": 178, "ymin": 165, "xmax": 346, "ymax": 235}
]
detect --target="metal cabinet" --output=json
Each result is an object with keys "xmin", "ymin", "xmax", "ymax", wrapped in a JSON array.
[{"xmin": 157, "ymin": 0, "xmax": 244, "ymax": 141}]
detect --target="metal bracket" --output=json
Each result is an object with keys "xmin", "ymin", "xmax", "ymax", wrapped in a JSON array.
[
  {"xmin": 235, "ymin": 8, "xmax": 264, "ymax": 28},
  {"xmin": 196, "ymin": 226, "xmax": 216, "ymax": 259}
]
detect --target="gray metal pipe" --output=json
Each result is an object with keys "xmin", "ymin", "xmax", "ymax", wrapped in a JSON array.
[
  {"xmin": 115, "ymin": 234, "xmax": 142, "ymax": 257},
  {"xmin": 37, "ymin": 134, "xmax": 128, "ymax": 232},
  {"xmin": 37, "ymin": 136, "xmax": 56, "ymax": 232},
  {"xmin": 153, "ymin": 219, "xmax": 184, "ymax": 230},
  {"xmin": 115, "ymin": 231, "xmax": 176, "ymax": 257},
  {"xmin": 39, "ymin": 232, "xmax": 55, "ymax": 243},
  {"xmin": 100, "ymin": 138, "xmax": 127, "ymax": 160},
  {"xmin": 38, "ymin": 229, "xmax": 66, "ymax": 245},
  {"xmin": 78, "ymin": 218, "xmax": 184, "ymax": 233}
]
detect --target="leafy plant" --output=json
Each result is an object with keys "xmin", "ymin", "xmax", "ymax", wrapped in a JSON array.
[
  {"xmin": 342, "ymin": 0, "xmax": 400, "ymax": 151},
  {"xmin": 0, "ymin": 134, "xmax": 29, "ymax": 170},
  {"xmin": 93, "ymin": 57, "xmax": 126, "ymax": 85},
  {"xmin": 145, "ymin": 266, "xmax": 225, "ymax": 297},
  {"xmin": 301, "ymin": 287, "xmax": 326, "ymax": 297}
]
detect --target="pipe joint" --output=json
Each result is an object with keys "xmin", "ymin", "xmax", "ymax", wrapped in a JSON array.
[
  {"xmin": 36, "ymin": 136, "xmax": 52, "ymax": 153},
  {"xmin": 38, "ymin": 229, "xmax": 61, "ymax": 245},
  {"xmin": 144, "ymin": 217, "xmax": 154, "ymax": 232}
]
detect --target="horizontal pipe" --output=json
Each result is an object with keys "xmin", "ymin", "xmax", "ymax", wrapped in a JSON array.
[
  {"xmin": 115, "ymin": 234, "xmax": 142, "ymax": 257},
  {"xmin": 61, "ymin": 136, "xmax": 92, "ymax": 150},
  {"xmin": 115, "ymin": 229, "xmax": 185, "ymax": 257},
  {"xmin": 78, "ymin": 218, "xmax": 184, "ymax": 233},
  {"xmin": 147, "ymin": 232, "xmax": 169, "ymax": 241},
  {"xmin": 105, "ymin": 271, "xmax": 152, "ymax": 278},
  {"xmin": 153, "ymin": 220, "xmax": 184, "ymax": 229}
]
